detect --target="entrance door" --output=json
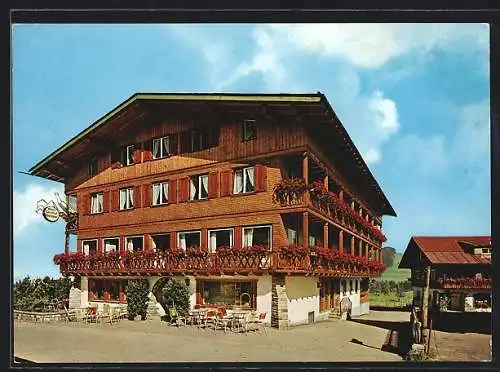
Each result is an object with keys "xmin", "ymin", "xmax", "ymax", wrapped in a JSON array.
[{"xmin": 450, "ymin": 292, "xmax": 464, "ymax": 311}]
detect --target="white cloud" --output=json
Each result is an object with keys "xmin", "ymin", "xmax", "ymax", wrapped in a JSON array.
[
  {"xmin": 13, "ymin": 183, "xmax": 64, "ymax": 237},
  {"xmin": 369, "ymin": 90, "xmax": 400, "ymax": 137},
  {"xmin": 362, "ymin": 148, "xmax": 381, "ymax": 165}
]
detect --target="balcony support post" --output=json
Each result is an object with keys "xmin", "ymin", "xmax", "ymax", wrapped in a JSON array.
[
  {"xmin": 323, "ymin": 222, "xmax": 329, "ymax": 248},
  {"xmin": 350, "ymin": 235, "xmax": 355, "ymax": 256},
  {"xmin": 64, "ymin": 232, "xmax": 69, "ymax": 255},
  {"xmin": 302, "ymin": 212, "xmax": 309, "ymax": 247},
  {"xmin": 302, "ymin": 153, "xmax": 309, "ymax": 184},
  {"xmin": 359, "ymin": 239, "xmax": 363, "ymax": 257},
  {"xmin": 339, "ymin": 230, "xmax": 344, "ymax": 253}
]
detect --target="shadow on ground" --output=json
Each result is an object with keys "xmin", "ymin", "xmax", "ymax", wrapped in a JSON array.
[
  {"xmin": 431, "ymin": 312, "xmax": 491, "ymax": 335},
  {"xmin": 350, "ymin": 318, "xmax": 411, "ymax": 358}
]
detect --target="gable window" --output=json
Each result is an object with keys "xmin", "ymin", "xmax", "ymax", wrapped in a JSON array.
[
  {"xmin": 242, "ymin": 225, "xmax": 271, "ymax": 248},
  {"xmin": 209, "ymin": 228, "xmax": 234, "ymax": 253},
  {"xmin": 125, "ymin": 144, "xmax": 135, "ymax": 166},
  {"xmin": 125, "ymin": 236, "xmax": 144, "ymax": 252},
  {"xmin": 89, "ymin": 159, "xmax": 98, "ymax": 177},
  {"xmin": 90, "ymin": 192, "xmax": 104, "ymax": 214},
  {"xmin": 82, "ymin": 240, "xmax": 97, "ymax": 255},
  {"xmin": 153, "ymin": 136, "xmax": 169, "ymax": 159},
  {"xmin": 178, "ymin": 231, "xmax": 201, "ymax": 251},
  {"xmin": 233, "ymin": 166, "xmax": 255, "ymax": 194},
  {"xmin": 190, "ymin": 174, "xmax": 209, "ymax": 200},
  {"xmin": 152, "ymin": 182, "xmax": 168, "ymax": 205},
  {"xmin": 119, "ymin": 187, "xmax": 134, "ymax": 210},
  {"xmin": 243, "ymin": 119, "xmax": 257, "ymax": 141}
]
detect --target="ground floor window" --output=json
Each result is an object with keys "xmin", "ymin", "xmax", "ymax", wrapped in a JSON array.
[
  {"xmin": 198, "ymin": 279, "xmax": 256, "ymax": 308},
  {"xmin": 82, "ymin": 240, "xmax": 97, "ymax": 255},
  {"xmin": 88, "ymin": 279, "xmax": 127, "ymax": 302},
  {"xmin": 126, "ymin": 236, "xmax": 144, "ymax": 252},
  {"xmin": 151, "ymin": 233, "xmax": 170, "ymax": 252}
]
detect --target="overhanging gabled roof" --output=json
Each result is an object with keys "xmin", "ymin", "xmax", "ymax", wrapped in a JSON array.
[{"xmin": 28, "ymin": 92, "xmax": 396, "ymax": 216}]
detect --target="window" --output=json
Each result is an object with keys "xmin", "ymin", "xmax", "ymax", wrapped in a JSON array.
[
  {"xmin": 209, "ymin": 228, "xmax": 234, "ymax": 253},
  {"xmin": 89, "ymin": 159, "xmax": 98, "ymax": 177},
  {"xmin": 82, "ymin": 240, "xmax": 97, "ymax": 255},
  {"xmin": 119, "ymin": 187, "xmax": 134, "ymax": 210},
  {"xmin": 189, "ymin": 174, "xmax": 209, "ymax": 200},
  {"xmin": 178, "ymin": 231, "xmax": 201, "ymax": 250},
  {"xmin": 125, "ymin": 144, "xmax": 135, "ymax": 165},
  {"xmin": 201, "ymin": 280, "xmax": 256, "ymax": 308},
  {"xmin": 103, "ymin": 238, "xmax": 119, "ymax": 252},
  {"xmin": 151, "ymin": 234, "xmax": 170, "ymax": 252},
  {"xmin": 233, "ymin": 166, "xmax": 255, "ymax": 194},
  {"xmin": 242, "ymin": 225, "xmax": 271, "ymax": 248},
  {"xmin": 309, "ymin": 236, "xmax": 317, "ymax": 246},
  {"xmin": 90, "ymin": 192, "xmax": 104, "ymax": 214},
  {"xmin": 152, "ymin": 136, "xmax": 170, "ymax": 159},
  {"xmin": 125, "ymin": 236, "xmax": 144, "ymax": 252},
  {"xmin": 287, "ymin": 228, "xmax": 298, "ymax": 245},
  {"xmin": 152, "ymin": 182, "xmax": 168, "ymax": 205},
  {"xmin": 243, "ymin": 119, "xmax": 257, "ymax": 141},
  {"xmin": 191, "ymin": 130, "xmax": 204, "ymax": 152}
]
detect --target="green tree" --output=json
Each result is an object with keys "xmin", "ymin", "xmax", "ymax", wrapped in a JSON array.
[
  {"xmin": 382, "ymin": 246, "xmax": 396, "ymax": 268},
  {"xmin": 126, "ymin": 279, "xmax": 150, "ymax": 320},
  {"xmin": 158, "ymin": 278, "xmax": 190, "ymax": 320}
]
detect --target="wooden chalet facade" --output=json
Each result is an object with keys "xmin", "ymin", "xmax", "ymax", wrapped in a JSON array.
[
  {"xmin": 399, "ymin": 236, "xmax": 491, "ymax": 313},
  {"xmin": 30, "ymin": 92, "xmax": 395, "ymax": 328}
]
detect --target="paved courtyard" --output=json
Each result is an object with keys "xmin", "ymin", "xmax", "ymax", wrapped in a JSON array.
[{"xmin": 13, "ymin": 310, "xmax": 490, "ymax": 363}]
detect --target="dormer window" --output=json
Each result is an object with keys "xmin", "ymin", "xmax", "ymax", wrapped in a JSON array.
[
  {"xmin": 152, "ymin": 136, "xmax": 169, "ymax": 159},
  {"xmin": 243, "ymin": 119, "xmax": 257, "ymax": 141}
]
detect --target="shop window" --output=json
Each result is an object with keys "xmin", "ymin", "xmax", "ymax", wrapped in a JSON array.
[{"xmin": 201, "ymin": 280, "xmax": 255, "ymax": 308}]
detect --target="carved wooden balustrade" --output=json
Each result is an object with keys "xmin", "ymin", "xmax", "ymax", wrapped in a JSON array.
[
  {"xmin": 56, "ymin": 249, "xmax": 384, "ymax": 278},
  {"xmin": 439, "ymin": 276, "xmax": 492, "ymax": 289}
]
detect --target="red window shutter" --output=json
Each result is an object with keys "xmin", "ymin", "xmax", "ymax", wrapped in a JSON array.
[
  {"xmin": 208, "ymin": 172, "xmax": 219, "ymax": 198},
  {"xmin": 168, "ymin": 179, "xmax": 177, "ymax": 204},
  {"xmin": 220, "ymin": 170, "xmax": 233, "ymax": 197},
  {"xmin": 143, "ymin": 184, "xmax": 152, "ymax": 207},
  {"xmin": 234, "ymin": 226, "xmax": 242, "ymax": 249},
  {"xmin": 179, "ymin": 177, "xmax": 189, "ymax": 202},
  {"xmin": 102, "ymin": 191, "xmax": 110, "ymax": 213},
  {"xmin": 134, "ymin": 186, "xmax": 142, "ymax": 208},
  {"xmin": 255, "ymin": 164, "xmax": 267, "ymax": 192},
  {"xmin": 111, "ymin": 190, "xmax": 119, "ymax": 211}
]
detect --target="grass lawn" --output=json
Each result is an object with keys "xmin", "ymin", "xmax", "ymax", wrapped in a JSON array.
[
  {"xmin": 377, "ymin": 253, "xmax": 411, "ymax": 282},
  {"xmin": 369, "ymin": 291, "xmax": 413, "ymax": 308}
]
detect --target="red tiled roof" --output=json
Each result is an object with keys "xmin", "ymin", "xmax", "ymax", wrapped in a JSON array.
[{"xmin": 413, "ymin": 236, "xmax": 491, "ymax": 265}]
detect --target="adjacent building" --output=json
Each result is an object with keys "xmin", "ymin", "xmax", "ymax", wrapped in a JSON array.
[
  {"xmin": 30, "ymin": 92, "xmax": 395, "ymax": 328},
  {"xmin": 399, "ymin": 236, "xmax": 491, "ymax": 313}
]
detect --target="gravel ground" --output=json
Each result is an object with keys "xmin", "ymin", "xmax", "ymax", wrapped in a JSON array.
[{"xmin": 13, "ymin": 310, "xmax": 490, "ymax": 363}]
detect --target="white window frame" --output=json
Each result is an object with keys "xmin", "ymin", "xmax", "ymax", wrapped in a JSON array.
[
  {"xmin": 243, "ymin": 119, "xmax": 257, "ymax": 141},
  {"xmin": 119, "ymin": 187, "xmax": 134, "ymax": 210},
  {"xmin": 242, "ymin": 225, "xmax": 272, "ymax": 249},
  {"xmin": 152, "ymin": 181, "xmax": 169, "ymax": 205},
  {"xmin": 102, "ymin": 237, "xmax": 120, "ymax": 252},
  {"xmin": 82, "ymin": 239, "xmax": 98, "ymax": 256},
  {"xmin": 233, "ymin": 166, "xmax": 255, "ymax": 195},
  {"xmin": 191, "ymin": 130, "xmax": 203, "ymax": 152},
  {"xmin": 177, "ymin": 231, "xmax": 202, "ymax": 251},
  {"xmin": 152, "ymin": 136, "xmax": 170, "ymax": 159},
  {"xmin": 90, "ymin": 192, "xmax": 104, "ymax": 214},
  {"xmin": 126, "ymin": 144, "xmax": 135, "ymax": 166},
  {"xmin": 125, "ymin": 235, "xmax": 144, "ymax": 252},
  {"xmin": 208, "ymin": 228, "xmax": 234, "ymax": 253},
  {"xmin": 189, "ymin": 174, "xmax": 209, "ymax": 201}
]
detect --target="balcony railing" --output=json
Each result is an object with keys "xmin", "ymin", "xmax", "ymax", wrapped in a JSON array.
[
  {"xmin": 272, "ymin": 178, "xmax": 387, "ymax": 243},
  {"xmin": 410, "ymin": 276, "xmax": 491, "ymax": 289},
  {"xmin": 53, "ymin": 246, "xmax": 385, "ymax": 278}
]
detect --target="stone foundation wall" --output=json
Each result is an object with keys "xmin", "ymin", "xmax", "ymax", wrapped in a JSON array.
[{"xmin": 271, "ymin": 274, "xmax": 289, "ymax": 329}]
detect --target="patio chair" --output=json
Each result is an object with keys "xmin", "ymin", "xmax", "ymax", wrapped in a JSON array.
[
  {"xmin": 85, "ymin": 306, "xmax": 98, "ymax": 323},
  {"xmin": 167, "ymin": 301, "xmax": 186, "ymax": 327},
  {"xmin": 232, "ymin": 312, "xmax": 251, "ymax": 334},
  {"xmin": 212, "ymin": 309, "xmax": 232, "ymax": 333},
  {"xmin": 96, "ymin": 304, "xmax": 112, "ymax": 324},
  {"xmin": 254, "ymin": 312, "xmax": 268, "ymax": 334}
]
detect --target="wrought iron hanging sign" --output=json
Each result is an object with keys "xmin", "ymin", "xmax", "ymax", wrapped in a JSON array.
[{"xmin": 36, "ymin": 192, "xmax": 78, "ymax": 231}]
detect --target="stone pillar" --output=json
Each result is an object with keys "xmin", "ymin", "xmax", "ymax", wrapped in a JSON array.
[
  {"xmin": 271, "ymin": 274, "xmax": 289, "ymax": 329},
  {"xmin": 302, "ymin": 212, "xmax": 309, "ymax": 246},
  {"xmin": 339, "ymin": 230, "xmax": 344, "ymax": 253}
]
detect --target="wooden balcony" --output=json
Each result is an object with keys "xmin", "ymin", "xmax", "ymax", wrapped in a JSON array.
[
  {"xmin": 54, "ymin": 249, "xmax": 385, "ymax": 278},
  {"xmin": 410, "ymin": 276, "xmax": 491, "ymax": 290}
]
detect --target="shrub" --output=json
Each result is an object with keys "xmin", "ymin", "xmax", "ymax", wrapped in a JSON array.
[
  {"xmin": 157, "ymin": 278, "xmax": 190, "ymax": 321},
  {"xmin": 126, "ymin": 279, "xmax": 150, "ymax": 320}
]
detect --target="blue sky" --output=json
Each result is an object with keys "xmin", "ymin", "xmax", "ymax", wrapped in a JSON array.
[{"xmin": 12, "ymin": 24, "xmax": 491, "ymax": 280}]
